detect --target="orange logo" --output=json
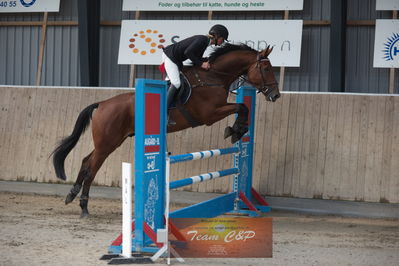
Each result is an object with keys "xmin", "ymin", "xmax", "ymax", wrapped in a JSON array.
[{"xmin": 129, "ymin": 29, "xmax": 166, "ymax": 55}]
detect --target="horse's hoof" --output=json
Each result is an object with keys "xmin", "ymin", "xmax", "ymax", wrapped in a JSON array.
[
  {"xmin": 231, "ymin": 134, "xmax": 239, "ymax": 144},
  {"xmin": 236, "ymin": 127, "xmax": 248, "ymax": 142},
  {"xmin": 65, "ymin": 193, "xmax": 76, "ymax": 205},
  {"xmin": 80, "ymin": 211, "xmax": 89, "ymax": 218},
  {"xmin": 224, "ymin": 126, "xmax": 234, "ymax": 139},
  {"xmin": 241, "ymin": 126, "xmax": 249, "ymax": 135}
]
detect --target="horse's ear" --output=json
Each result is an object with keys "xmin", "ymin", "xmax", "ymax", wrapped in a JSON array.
[
  {"xmin": 268, "ymin": 46, "xmax": 274, "ymax": 55},
  {"xmin": 260, "ymin": 45, "xmax": 273, "ymax": 58},
  {"xmin": 265, "ymin": 46, "xmax": 273, "ymax": 57}
]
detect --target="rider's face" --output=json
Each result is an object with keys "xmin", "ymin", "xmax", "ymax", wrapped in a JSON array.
[{"xmin": 216, "ymin": 37, "xmax": 225, "ymax": 46}]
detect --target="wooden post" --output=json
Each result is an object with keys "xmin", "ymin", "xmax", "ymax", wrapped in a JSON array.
[
  {"xmin": 279, "ymin": 10, "xmax": 289, "ymax": 91},
  {"xmin": 389, "ymin": 10, "xmax": 397, "ymax": 94},
  {"xmin": 129, "ymin": 11, "xmax": 141, "ymax": 88},
  {"xmin": 36, "ymin": 12, "xmax": 48, "ymax": 86},
  {"xmin": 389, "ymin": 67, "xmax": 396, "ymax": 94}
]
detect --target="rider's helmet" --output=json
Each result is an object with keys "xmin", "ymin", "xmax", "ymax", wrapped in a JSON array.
[{"xmin": 209, "ymin": 24, "xmax": 229, "ymax": 41}]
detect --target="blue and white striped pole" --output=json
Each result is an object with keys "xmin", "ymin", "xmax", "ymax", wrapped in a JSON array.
[
  {"xmin": 169, "ymin": 168, "xmax": 239, "ymax": 189},
  {"xmin": 170, "ymin": 147, "xmax": 239, "ymax": 164}
]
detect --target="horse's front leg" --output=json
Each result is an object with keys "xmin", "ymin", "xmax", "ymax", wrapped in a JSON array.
[
  {"xmin": 223, "ymin": 103, "xmax": 248, "ymax": 143},
  {"xmin": 203, "ymin": 103, "xmax": 248, "ymax": 143}
]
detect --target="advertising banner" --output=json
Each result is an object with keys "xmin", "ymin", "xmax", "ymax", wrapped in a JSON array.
[
  {"xmin": 123, "ymin": 0, "xmax": 304, "ymax": 11},
  {"xmin": 373, "ymin": 20, "xmax": 399, "ymax": 68},
  {"xmin": 170, "ymin": 217, "xmax": 272, "ymax": 258},
  {"xmin": 0, "ymin": 0, "xmax": 60, "ymax": 13},
  {"xmin": 118, "ymin": 20, "xmax": 303, "ymax": 67},
  {"xmin": 376, "ymin": 0, "xmax": 399, "ymax": 10}
]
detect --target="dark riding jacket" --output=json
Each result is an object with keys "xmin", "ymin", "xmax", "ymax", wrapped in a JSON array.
[{"xmin": 163, "ymin": 35, "xmax": 210, "ymax": 70}]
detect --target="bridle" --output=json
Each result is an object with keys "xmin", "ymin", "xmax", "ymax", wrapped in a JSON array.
[
  {"xmin": 246, "ymin": 53, "xmax": 279, "ymax": 97},
  {"xmin": 191, "ymin": 52, "xmax": 278, "ymax": 96}
]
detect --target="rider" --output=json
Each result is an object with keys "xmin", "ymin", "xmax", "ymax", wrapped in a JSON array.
[{"xmin": 162, "ymin": 24, "xmax": 229, "ymax": 126}]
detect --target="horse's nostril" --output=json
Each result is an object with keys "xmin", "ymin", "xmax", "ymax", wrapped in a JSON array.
[{"xmin": 271, "ymin": 94, "xmax": 280, "ymax": 102}]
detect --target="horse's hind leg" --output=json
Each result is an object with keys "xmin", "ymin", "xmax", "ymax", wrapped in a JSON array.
[
  {"xmin": 79, "ymin": 150, "xmax": 108, "ymax": 218},
  {"xmin": 64, "ymin": 149, "xmax": 108, "ymax": 218},
  {"xmin": 65, "ymin": 152, "xmax": 93, "ymax": 205}
]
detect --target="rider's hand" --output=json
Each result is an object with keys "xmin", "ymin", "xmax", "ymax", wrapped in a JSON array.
[{"xmin": 201, "ymin": 61, "xmax": 210, "ymax": 71}]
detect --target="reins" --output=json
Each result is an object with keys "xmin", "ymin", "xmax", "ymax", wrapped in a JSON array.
[
  {"xmin": 191, "ymin": 68, "xmax": 225, "ymax": 89},
  {"xmin": 190, "ymin": 52, "xmax": 278, "ymax": 97}
]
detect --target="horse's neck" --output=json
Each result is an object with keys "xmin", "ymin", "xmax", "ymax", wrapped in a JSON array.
[
  {"xmin": 213, "ymin": 52, "xmax": 255, "ymax": 81},
  {"xmin": 184, "ymin": 52, "xmax": 255, "ymax": 88}
]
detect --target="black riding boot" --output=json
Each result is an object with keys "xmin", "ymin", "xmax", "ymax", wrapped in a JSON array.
[{"xmin": 167, "ymin": 85, "xmax": 178, "ymax": 126}]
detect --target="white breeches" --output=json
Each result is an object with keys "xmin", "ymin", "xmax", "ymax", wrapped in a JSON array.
[{"xmin": 162, "ymin": 52, "xmax": 181, "ymax": 89}]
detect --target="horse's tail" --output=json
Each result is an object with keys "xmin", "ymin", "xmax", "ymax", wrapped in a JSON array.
[{"xmin": 52, "ymin": 103, "xmax": 99, "ymax": 180}]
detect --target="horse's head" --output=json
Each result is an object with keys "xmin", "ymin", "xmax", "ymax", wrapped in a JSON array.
[
  {"xmin": 246, "ymin": 46, "xmax": 280, "ymax": 102},
  {"xmin": 208, "ymin": 43, "xmax": 280, "ymax": 102}
]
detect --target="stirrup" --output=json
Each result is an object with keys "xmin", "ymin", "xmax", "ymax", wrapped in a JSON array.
[{"xmin": 167, "ymin": 115, "xmax": 176, "ymax": 126}]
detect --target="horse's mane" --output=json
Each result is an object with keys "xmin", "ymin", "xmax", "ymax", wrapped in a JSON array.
[{"xmin": 208, "ymin": 43, "xmax": 257, "ymax": 63}]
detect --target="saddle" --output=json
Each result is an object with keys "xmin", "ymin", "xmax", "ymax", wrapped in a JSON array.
[
  {"xmin": 168, "ymin": 73, "xmax": 192, "ymax": 109},
  {"xmin": 168, "ymin": 72, "xmax": 203, "ymax": 127}
]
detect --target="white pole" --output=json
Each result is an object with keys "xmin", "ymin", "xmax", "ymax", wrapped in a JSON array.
[
  {"xmin": 122, "ymin": 162, "xmax": 132, "ymax": 258},
  {"xmin": 165, "ymin": 156, "xmax": 171, "ymax": 265}
]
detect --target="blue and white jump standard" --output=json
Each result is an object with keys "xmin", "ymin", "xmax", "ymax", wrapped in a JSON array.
[{"xmin": 105, "ymin": 79, "xmax": 271, "ymax": 262}]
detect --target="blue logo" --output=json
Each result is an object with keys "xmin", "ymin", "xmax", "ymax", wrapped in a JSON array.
[
  {"xmin": 382, "ymin": 32, "xmax": 399, "ymax": 61},
  {"xmin": 20, "ymin": 0, "xmax": 36, "ymax": 7}
]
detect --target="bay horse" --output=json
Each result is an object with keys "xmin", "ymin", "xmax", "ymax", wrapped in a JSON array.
[{"xmin": 52, "ymin": 43, "xmax": 280, "ymax": 217}]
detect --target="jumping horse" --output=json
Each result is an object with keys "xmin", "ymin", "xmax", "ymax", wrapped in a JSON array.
[{"xmin": 52, "ymin": 43, "xmax": 280, "ymax": 217}]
